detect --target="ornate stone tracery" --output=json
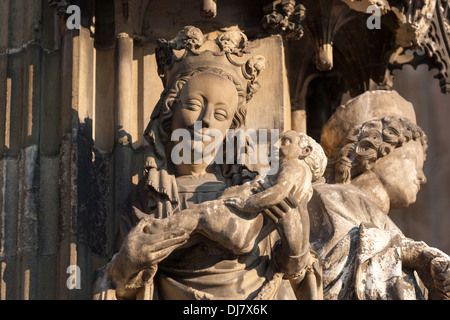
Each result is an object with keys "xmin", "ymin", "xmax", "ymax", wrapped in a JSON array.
[{"xmin": 389, "ymin": 0, "xmax": 450, "ymax": 93}]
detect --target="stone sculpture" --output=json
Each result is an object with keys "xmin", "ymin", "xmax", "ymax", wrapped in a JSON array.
[
  {"xmin": 94, "ymin": 26, "xmax": 450, "ymax": 301},
  {"xmin": 94, "ymin": 26, "xmax": 325, "ymax": 300},
  {"xmin": 126, "ymin": 130, "xmax": 326, "ymax": 288},
  {"xmin": 308, "ymin": 90, "xmax": 450, "ymax": 300}
]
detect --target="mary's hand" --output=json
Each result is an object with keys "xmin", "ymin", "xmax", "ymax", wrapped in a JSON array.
[
  {"xmin": 223, "ymin": 197, "xmax": 248, "ymax": 210},
  {"xmin": 108, "ymin": 218, "xmax": 189, "ymax": 298}
]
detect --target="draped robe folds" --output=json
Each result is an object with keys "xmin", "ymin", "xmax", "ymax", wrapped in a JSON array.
[
  {"xmin": 95, "ymin": 168, "xmax": 298, "ymax": 300},
  {"xmin": 308, "ymin": 179, "xmax": 427, "ymax": 300},
  {"xmin": 152, "ymin": 172, "xmax": 293, "ymax": 300}
]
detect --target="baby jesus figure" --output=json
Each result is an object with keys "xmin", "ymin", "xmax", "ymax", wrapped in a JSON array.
[{"xmin": 134, "ymin": 131, "xmax": 326, "ymax": 266}]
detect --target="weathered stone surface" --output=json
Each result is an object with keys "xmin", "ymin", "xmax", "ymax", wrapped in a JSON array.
[
  {"xmin": 321, "ymin": 90, "xmax": 417, "ymax": 159},
  {"xmin": 94, "ymin": 27, "xmax": 325, "ymax": 300},
  {"xmin": 313, "ymin": 89, "xmax": 450, "ymax": 300},
  {"xmin": 1, "ymin": 0, "xmax": 449, "ymax": 301},
  {"xmin": 39, "ymin": 155, "xmax": 60, "ymax": 256}
]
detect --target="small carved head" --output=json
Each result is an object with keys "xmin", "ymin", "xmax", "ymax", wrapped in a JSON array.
[
  {"xmin": 216, "ymin": 30, "xmax": 248, "ymax": 55},
  {"xmin": 167, "ymin": 26, "xmax": 204, "ymax": 51},
  {"xmin": 332, "ymin": 116, "xmax": 427, "ymax": 184},
  {"xmin": 280, "ymin": 131, "xmax": 327, "ymax": 182},
  {"xmin": 330, "ymin": 116, "xmax": 428, "ymax": 208}
]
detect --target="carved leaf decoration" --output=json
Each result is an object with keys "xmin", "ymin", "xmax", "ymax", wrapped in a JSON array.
[
  {"xmin": 261, "ymin": 1, "xmax": 306, "ymax": 40},
  {"xmin": 389, "ymin": 0, "xmax": 450, "ymax": 94}
]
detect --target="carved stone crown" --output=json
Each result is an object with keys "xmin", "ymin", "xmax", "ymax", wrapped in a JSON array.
[{"xmin": 156, "ymin": 26, "xmax": 266, "ymax": 101}]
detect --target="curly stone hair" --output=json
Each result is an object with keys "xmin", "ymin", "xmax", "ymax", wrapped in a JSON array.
[
  {"xmin": 329, "ymin": 116, "xmax": 428, "ymax": 184},
  {"xmin": 283, "ymin": 131, "xmax": 327, "ymax": 182}
]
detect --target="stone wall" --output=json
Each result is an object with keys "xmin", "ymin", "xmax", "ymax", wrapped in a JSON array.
[{"xmin": 0, "ymin": 0, "xmax": 77, "ymax": 299}]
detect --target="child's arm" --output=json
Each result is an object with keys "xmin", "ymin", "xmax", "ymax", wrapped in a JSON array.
[{"xmin": 232, "ymin": 161, "xmax": 306, "ymax": 213}]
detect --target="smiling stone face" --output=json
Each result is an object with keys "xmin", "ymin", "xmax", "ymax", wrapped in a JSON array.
[{"xmin": 170, "ymin": 71, "xmax": 239, "ymax": 171}]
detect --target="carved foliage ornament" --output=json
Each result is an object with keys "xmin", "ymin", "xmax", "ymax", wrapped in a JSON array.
[
  {"xmin": 407, "ymin": 0, "xmax": 450, "ymax": 93},
  {"xmin": 262, "ymin": 0, "xmax": 306, "ymax": 40},
  {"xmin": 387, "ymin": 0, "xmax": 450, "ymax": 93},
  {"xmin": 281, "ymin": 0, "xmax": 449, "ymax": 95}
]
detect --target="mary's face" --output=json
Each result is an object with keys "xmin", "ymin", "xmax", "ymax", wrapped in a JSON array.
[
  {"xmin": 170, "ymin": 72, "xmax": 239, "ymax": 167},
  {"xmin": 371, "ymin": 140, "xmax": 427, "ymax": 209}
]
